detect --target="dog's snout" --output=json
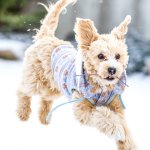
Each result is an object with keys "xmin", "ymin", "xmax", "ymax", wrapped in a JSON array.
[{"xmin": 108, "ymin": 67, "xmax": 116, "ymax": 75}]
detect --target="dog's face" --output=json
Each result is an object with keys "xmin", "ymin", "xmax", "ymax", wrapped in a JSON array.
[
  {"xmin": 74, "ymin": 16, "xmax": 131, "ymax": 86},
  {"xmin": 88, "ymin": 35, "xmax": 128, "ymax": 85}
]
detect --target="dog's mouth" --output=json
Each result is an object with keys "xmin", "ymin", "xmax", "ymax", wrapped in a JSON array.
[{"xmin": 105, "ymin": 76, "xmax": 115, "ymax": 81}]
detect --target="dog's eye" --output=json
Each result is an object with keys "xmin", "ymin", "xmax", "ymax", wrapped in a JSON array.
[
  {"xmin": 98, "ymin": 53, "xmax": 105, "ymax": 60},
  {"xmin": 115, "ymin": 54, "xmax": 120, "ymax": 60}
]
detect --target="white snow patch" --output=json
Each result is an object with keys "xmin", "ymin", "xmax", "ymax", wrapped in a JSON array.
[{"xmin": 0, "ymin": 39, "xmax": 28, "ymax": 59}]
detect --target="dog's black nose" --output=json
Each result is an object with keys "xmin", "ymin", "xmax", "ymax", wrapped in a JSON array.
[{"xmin": 108, "ymin": 67, "xmax": 116, "ymax": 75}]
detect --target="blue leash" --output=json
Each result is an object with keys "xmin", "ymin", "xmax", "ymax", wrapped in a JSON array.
[
  {"xmin": 119, "ymin": 95, "xmax": 126, "ymax": 109},
  {"xmin": 46, "ymin": 95, "xmax": 125, "ymax": 123},
  {"xmin": 46, "ymin": 97, "xmax": 85, "ymax": 123}
]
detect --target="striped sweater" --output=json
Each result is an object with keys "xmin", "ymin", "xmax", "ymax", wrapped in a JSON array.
[{"xmin": 51, "ymin": 45, "xmax": 126, "ymax": 106}]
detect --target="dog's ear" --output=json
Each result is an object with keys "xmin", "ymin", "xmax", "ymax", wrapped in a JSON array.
[
  {"xmin": 74, "ymin": 18, "xmax": 98, "ymax": 50},
  {"xmin": 111, "ymin": 15, "xmax": 131, "ymax": 41}
]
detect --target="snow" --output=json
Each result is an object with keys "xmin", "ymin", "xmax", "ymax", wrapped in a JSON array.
[
  {"xmin": 0, "ymin": 33, "xmax": 32, "ymax": 59},
  {"xmin": 0, "ymin": 59, "xmax": 150, "ymax": 150},
  {"xmin": 0, "ymin": 39, "xmax": 27, "ymax": 59}
]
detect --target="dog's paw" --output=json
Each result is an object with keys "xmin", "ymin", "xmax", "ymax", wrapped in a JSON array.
[
  {"xmin": 91, "ymin": 107, "xmax": 125, "ymax": 141},
  {"xmin": 39, "ymin": 108, "xmax": 50, "ymax": 125},
  {"xmin": 17, "ymin": 106, "xmax": 31, "ymax": 121},
  {"xmin": 117, "ymin": 138, "xmax": 138, "ymax": 150},
  {"xmin": 39, "ymin": 115, "xmax": 49, "ymax": 125}
]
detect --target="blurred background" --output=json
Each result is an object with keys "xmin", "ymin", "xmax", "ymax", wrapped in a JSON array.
[
  {"xmin": 0, "ymin": 0, "xmax": 150, "ymax": 73},
  {"xmin": 0, "ymin": 0, "xmax": 150, "ymax": 150}
]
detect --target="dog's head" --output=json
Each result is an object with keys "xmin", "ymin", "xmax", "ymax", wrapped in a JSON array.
[{"xmin": 74, "ymin": 15, "xmax": 131, "ymax": 88}]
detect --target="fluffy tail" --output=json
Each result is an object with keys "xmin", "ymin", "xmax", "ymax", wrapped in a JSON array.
[{"xmin": 34, "ymin": 0, "xmax": 76, "ymax": 41}]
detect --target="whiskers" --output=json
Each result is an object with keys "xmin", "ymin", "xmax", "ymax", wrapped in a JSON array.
[
  {"xmin": 76, "ymin": 74, "xmax": 97, "ymax": 76},
  {"xmin": 116, "ymin": 76, "xmax": 129, "ymax": 87},
  {"xmin": 76, "ymin": 74, "xmax": 129, "ymax": 87}
]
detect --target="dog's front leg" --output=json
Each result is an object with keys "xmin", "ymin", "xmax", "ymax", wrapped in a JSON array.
[
  {"xmin": 108, "ymin": 95, "xmax": 137, "ymax": 150},
  {"xmin": 72, "ymin": 90, "xmax": 94, "ymax": 125},
  {"xmin": 73, "ymin": 91, "xmax": 125, "ymax": 141}
]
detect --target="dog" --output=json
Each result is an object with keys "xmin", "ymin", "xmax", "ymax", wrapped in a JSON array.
[{"xmin": 17, "ymin": 0, "xmax": 136, "ymax": 149}]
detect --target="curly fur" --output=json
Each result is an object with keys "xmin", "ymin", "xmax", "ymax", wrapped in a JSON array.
[{"xmin": 16, "ymin": 0, "xmax": 136, "ymax": 149}]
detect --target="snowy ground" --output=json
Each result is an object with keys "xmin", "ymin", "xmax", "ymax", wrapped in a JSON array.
[{"xmin": 0, "ymin": 60, "xmax": 150, "ymax": 150}]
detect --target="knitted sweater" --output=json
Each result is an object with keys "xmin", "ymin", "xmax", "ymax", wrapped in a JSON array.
[{"xmin": 51, "ymin": 45, "xmax": 126, "ymax": 106}]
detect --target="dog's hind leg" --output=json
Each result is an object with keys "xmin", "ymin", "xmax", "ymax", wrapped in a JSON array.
[
  {"xmin": 17, "ymin": 89, "xmax": 32, "ymax": 121},
  {"xmin": 39, "ymin": 98, "xmax": 52, "ymax": 125},
  {"xmin": 16, "ymin": 58, "xmax": 39, "ymax": 121},
  {"xmin": 39, "ymin": 89, "xmax": 61, "ymax": 125},
  {"xmin": 16, "ymin": 79, "xmax": 37, "ymax": 121}
]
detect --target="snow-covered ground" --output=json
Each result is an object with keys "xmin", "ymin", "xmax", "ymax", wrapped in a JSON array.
[{"xmin": 0, "ymin": 60, "xmax": 150, "ymax": 150}]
